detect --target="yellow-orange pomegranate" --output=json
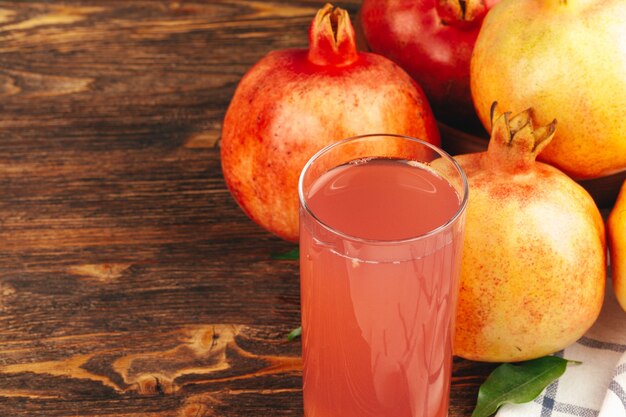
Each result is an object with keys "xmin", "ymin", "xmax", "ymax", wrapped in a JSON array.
[
  {"xmin": 450, "ymin": 104, "xmax": 606, "ymax": 362},
  {"xmin": 608, "ymin": 181, "xmax": 626, "ymax": 312},
  {"xmin": 471, "ymin": 0, "xmax": 626, "ymax": 179}
]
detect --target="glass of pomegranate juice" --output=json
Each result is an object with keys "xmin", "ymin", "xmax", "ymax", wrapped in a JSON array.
[{"xmin": 298, "ymin": 134, "xmax": 469, "ymax": 417}]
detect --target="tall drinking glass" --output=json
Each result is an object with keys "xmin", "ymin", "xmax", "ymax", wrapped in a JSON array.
[{"xmin": 298, "ymin": 134, "xmax": 469, "ymax": 417}]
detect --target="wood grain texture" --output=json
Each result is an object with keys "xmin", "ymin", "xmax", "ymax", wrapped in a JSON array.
[{"xmin": 0, "ymin": 1, "xmax": 495, "ymax": 415}]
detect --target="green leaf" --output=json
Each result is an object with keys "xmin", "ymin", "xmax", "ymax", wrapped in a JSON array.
[
  {"xmin": 271, "ymin": 248, "xmax": 299, "ymax": 260},
  {"xmin": 287, "ymin": 326, "xmax": 302, "ymax": 341},
  {"xmin": 472, "ymin": 356, "xmax": 578, "ymax": 417}
]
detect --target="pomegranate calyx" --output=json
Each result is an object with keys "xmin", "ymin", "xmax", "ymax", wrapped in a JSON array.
[
  {"xmin": 308, "ymin": 3, "xmax": 358, "ymax": 67},
  {"xmin": 437, "ymin": 0, "xmax": 488, "ymax": 27},
  {"xmin": 486, "ymin": 102, "xmax": 557, "ymax": 173}
]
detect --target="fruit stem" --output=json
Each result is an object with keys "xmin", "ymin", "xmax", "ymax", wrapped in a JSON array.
[
  {"xmin": 436, "ymin": 0, "xmax": 488, "ymax": 27},
  {"xmin": 308, "ymin": 3, "xmax": 358, "ymax": 67},
  {"xmin": 486, "ymin": 103, "xmax": 557, "ymax": 174}
]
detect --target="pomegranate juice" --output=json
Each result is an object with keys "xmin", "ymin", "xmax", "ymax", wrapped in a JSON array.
[{"xmin": 299, "ymin": 158, "xmax": 464, "ymax": 417}]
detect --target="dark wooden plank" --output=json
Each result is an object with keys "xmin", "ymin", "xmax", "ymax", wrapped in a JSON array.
[
  {"xmin": 0, "ymin": 1, "xmax": 493, "ymax": 415},
  {"xmin": 0, "ymin": 1, "xmax": 361, "ymax": 149}
]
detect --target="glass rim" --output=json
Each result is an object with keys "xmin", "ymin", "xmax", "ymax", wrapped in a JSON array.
[{"xmin": 298, "ymin": 133, "xmax": 469, "ymax": 245}]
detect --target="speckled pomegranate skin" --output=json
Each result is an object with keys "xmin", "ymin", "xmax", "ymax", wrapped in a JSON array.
[
  {"xmin": 449, "ymin": 108, "xmax": 606, "ymax": 362},
  {"xmin": 220, "ymin": 5, "xmax": 438, "ymax": 241}
]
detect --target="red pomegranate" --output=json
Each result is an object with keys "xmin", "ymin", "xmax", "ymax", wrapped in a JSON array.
[
  {"xmin": 221, "ymin": 4, "xmax": 439, "ymax": 241},
  {"xmin": 360, "ymin": 0, "xmax": 500, "ymax": 127}
]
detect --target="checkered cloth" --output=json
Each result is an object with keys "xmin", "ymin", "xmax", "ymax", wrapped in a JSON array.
[{"xmin": 497, "ymin": 279, "xmax": 626, "ymax": 417}]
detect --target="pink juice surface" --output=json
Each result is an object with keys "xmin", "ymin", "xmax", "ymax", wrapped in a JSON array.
[{"xmin": 300, "ymin": 158, "xmax": 464, "ymax": 417}]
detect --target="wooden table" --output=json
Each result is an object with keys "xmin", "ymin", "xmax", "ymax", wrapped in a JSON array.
[{"xmin": 0, "ymin": 1, "xmax": 496, "ymax": 415}]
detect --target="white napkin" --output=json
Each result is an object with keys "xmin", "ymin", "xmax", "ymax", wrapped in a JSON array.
[{"xmin": 497, "ymin": 279, "xmax": 626, "ymax": 417}]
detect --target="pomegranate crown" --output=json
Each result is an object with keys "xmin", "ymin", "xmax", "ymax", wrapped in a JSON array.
[
  {"xmin": 308, "ymin": 3, "xmax": 358, "ymax": 67},
  {"xmin": 487, "ymin": 102, "xmax": 557, "ymax": 173},
  {"xmin": 436, "ymin": 0, "xmax": 489, "ymax": 28}
]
